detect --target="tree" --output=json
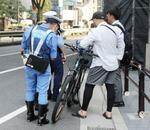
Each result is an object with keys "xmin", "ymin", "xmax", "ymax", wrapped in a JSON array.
[
  {"xmin": 31, "ymin": 0, "xmax": 45, "ymax": 22},
  {"xmin": 43, "ymin": 0, "xmax": 52, "ymax": 14},
  {"xmin": 0, "ymin": 0, "xmax": 26, "ymax": 19}
]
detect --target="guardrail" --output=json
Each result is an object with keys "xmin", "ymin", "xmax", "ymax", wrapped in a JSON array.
[
  {"xmin": 123, "ymin": 62, "xmax": 150, "ymax": 118},
  {"xmin": 0, "ymin": 28, "xmax": 89, "ymax": 45},
  {"xmin": 0, "ymin": 31, "xmax": 24, "ymax": 37},
  {"xmin": 0, "ymin": 31, "xmax": 24, "ymax": 44}
]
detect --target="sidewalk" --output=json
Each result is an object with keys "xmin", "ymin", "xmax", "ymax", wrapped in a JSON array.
[{"xmin": 78, "ymin": 70, "xmax": 150, "ymax": 130}]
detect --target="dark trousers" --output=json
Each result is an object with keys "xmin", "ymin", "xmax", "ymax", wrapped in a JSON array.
[
  {"xmin": 81, "ymin": 83, "xmax": 115, "ymax": 112},
  {"xmin": 114, "ymin": 68, "xmax": 123, "ymax": 102},
  {"xmin": 48, "ymin": 53, "xmax": 63, "ymax": 100}
]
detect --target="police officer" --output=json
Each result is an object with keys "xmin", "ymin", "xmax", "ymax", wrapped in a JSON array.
[
  {"xmin": 21, "ymin": 11, "xmax": 61, "ymax": 125},
  {"xmin": 106, "ymin": 7, "xmax": 125, "ymax": 107},
  {"xmin": 48, "ymin": 25, "xmax": 66, "ymax": 101}
]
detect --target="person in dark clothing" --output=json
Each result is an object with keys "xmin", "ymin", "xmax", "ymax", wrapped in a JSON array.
[
  {"xmin": 48, "ymin": 26, "xmax": 66, "ymax": 102},
  {"xmin": 106, "ymin": 7, "xmax": 125, "ymax": 107}
]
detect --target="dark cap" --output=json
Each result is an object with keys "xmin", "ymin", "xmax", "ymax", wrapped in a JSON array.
[{"xmin": 91, "ymin": 11, "xmax": 105, "ymax": 20}]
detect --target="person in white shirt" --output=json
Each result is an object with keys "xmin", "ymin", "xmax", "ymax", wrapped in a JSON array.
[
  {"xmin": 106, "ymin": 7, "xmax": 125, "ymax": 107},
  {"xmin": 72, "ymin": 11, "xmax": 125, "ymax": 119}
]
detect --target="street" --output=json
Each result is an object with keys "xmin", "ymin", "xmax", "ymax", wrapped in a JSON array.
[
  {"xmin": 0, "ymin": 43, "xmax": 150, "ymax": 130},
  {"xmin": 0, "ymin": 44, "xmax": 81, "ymax": 130}
]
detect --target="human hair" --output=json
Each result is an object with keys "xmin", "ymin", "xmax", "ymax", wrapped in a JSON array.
[{"xmin": 107, "ymin": 7, "xmax": 121, "ymax": 20}]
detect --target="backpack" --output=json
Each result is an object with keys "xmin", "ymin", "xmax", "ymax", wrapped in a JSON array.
[{"xmin": 113, "ymin": 24, "xmax": 132, "ymax": 66}]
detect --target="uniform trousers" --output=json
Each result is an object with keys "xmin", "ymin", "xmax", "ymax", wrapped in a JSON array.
[{"xmin": 25, "ymin": 65, "xmax": 51, "ymax": 105}]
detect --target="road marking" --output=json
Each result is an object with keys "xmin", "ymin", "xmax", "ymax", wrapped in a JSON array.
[
  {"xmin": 0, "ymin": 106, "xmax": 26, "ymax": 125},
  {"xmin": 0, "ymin": 53, "xmax": 76, "ymax": 75},
  {"xmin": 0, "ymin": 66, "xmax": 24, "ymax": 75},
  {"xmin": 0, "ymin": 52, "xmax": 77, "ymax": 125},
  {"xmin": 0, "ymin": 52, "xmax": 19, "ymax": 57}
]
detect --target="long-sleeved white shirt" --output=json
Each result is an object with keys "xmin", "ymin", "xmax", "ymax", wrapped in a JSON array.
[
  {"xmin": 112, "ymin": 20, "xmax": 125, "ymax": 60},
  {"xmin": 80, "ymin": 21, "xmax": 125, "ymax": 71}
]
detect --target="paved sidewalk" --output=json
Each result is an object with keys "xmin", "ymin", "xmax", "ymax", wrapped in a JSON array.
[
  {"xmin": 78, "ymin": 72, "xmax": 127, "ymax": 130},
  {"xmin": 78, "ymin": 70, "xmax": 150, "ymax": 130}
]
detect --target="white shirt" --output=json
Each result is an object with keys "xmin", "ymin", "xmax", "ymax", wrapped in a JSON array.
[
  {"xmin": 80, "ymin": 21, "xmax": 125, "ymax": 71},
  {"xmin": 112, "ymin": 20, "xmax": 125, "ymax": 60}
]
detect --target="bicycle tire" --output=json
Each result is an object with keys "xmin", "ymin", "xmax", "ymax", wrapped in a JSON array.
[
  {"xmin": 51, "ymin": 75, "xmax": 73, "ymax": 123},
  {"xmin": 67, "ymin": 68, "xmax": 86, "ymax": 107}
]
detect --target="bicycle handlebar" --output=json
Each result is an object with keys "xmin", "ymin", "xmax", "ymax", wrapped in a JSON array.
[{"xmin": 64, "ymin": 43, "xmax": 98, "ymax": 58}]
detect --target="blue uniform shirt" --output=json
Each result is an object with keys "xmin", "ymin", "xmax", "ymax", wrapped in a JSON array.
[{"xmin": 21, "ymin": 23, "xmax": 58, "ymax": 59}]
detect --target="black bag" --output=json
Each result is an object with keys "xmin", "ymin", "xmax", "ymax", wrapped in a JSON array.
[
  {"xmin": 25, "ymin": 54, "xmax": 49, "ymax": 73},
  {"xmin": 114, "ymin": 24, "xmax": 132, "ymax": 66}
]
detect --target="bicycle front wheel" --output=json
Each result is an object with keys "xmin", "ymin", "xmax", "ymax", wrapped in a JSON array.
[{"xmin": 51, "ymin": 75, "xmax": 73, "ymax": 123}]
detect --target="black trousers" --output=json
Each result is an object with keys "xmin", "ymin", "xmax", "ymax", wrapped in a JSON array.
[{"xmin": 81, "ymin": 83, "xmax": 115, "ymax": 112}]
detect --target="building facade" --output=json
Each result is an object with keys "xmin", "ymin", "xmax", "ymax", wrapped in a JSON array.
[{"xmin": 51, "ymin": 0, "xmax": 103, "ymax": 28}]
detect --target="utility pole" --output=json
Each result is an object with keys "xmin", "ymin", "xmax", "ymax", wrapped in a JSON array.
[{"xmin": 17, "ymin": 0, "xmax": 19, "ymax": 24}]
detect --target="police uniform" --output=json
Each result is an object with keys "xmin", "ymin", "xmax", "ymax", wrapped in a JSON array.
[
  {"xmin": 21, "ymin": 11, "xmax": 61, "ymax": 125},
  {"xmin": 48, "ymin": 32, "xmax": 64, "ymax": 101}
]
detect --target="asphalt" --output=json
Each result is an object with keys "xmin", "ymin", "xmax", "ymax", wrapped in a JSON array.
[{"xmin": 0, "ymin": 40, "xmax": 150, "ymax": 130}]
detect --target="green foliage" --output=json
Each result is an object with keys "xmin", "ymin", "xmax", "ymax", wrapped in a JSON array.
[
  {"xmin": 0, "ymin": 0, "xmax": 26, "ymax": 19},
  {"xmin": 43, "ymin": 0, "xmax": 52, "ymax": 13}
]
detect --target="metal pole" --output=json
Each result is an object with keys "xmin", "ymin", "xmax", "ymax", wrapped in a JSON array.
[
  {"xmin": 124, "ymin": 66, "xmax": 129, "ymax": 93},
  {"xmin": 138, "ymin": 70, "xmax": 145, "ymax": 114},
  {"xmin": 17, "ymin": 0, "xmax": 19, "ymax": 24},
  {"xmin": 131, "ymin": 0, "xmax": 135, "ymax": 59}
]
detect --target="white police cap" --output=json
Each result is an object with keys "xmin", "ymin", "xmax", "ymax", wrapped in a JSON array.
[
  {"xmin": 43, "ymin": 11, "xmax": 62, "ymax": 23},
  {"xmin": 43, "ymin": 11, "xmax": 57, "ymax": 19}
]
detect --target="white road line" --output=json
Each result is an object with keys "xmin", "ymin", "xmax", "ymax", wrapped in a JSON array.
[
  {"xmin": 0, "ymin": 106, "xmax": 26, "ymax": 125},
  {"xmin": 0, "ymin": 53, "xmax": 76, "ymax": 75},
  {"xmin": 0, "ymin": 52, "xmax": 19, "ymax": 57},
  {"xmin": 0, "ymin": 66, "xmax": 24, "ymax": 75},
  {"xmin": 0, "ymin": 52, "xmax": 77, "ymax": 125}
]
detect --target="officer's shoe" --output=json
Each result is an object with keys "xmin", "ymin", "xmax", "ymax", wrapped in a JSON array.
[
  {"xmin": 27, "ymin": 112, "xmax": 37, "ymax": 122},
  {"xmin": 25, "ymin": 101, "xmax": 37, "ymax": 122},
  {"xmin": 37, "ymin": 104, "xmax": 49, "ymax": 126},
  {"xmin": 113, "ymin": 101, "xmax": 125, "ymax": 107}
]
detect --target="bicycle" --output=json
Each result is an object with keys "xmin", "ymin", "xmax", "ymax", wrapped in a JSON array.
[{"xmin": 51, "ymin": 42, "xmax": 97, "ymax": 123}]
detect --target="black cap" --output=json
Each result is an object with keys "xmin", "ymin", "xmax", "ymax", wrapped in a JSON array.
[{"xmin": 91, "ymin": 11, "xmax": 105, "ymax": 20}]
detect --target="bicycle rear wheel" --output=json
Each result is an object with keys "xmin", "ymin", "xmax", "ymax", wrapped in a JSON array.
[{"xmin": 51, "ymin": 75, "xmax": 73, "ymax": 123}]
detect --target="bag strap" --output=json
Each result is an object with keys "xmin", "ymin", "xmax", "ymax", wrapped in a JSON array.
[
  {"xmin": 101, "ymin": 25, "xmax": 117, "ymax": 36},
  {"xmin": 31, "ymin": 26, "xmax": 52, "ymax": 56},
  {"xmin": 31, "ymin": 25, "xmax": 38, "ymax": 53},
  {"xmin": 113, "ymin": 24, "xmax": 125, "ymax": 34}
]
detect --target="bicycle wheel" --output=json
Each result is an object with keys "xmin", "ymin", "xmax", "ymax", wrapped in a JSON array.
[
  {"xmin": 51, "ymin": 75, "xmax": 73, "ymax": 123},
  {"xmin": 67, "ymin": 68, "xmax": 86, "ymax": 107}
]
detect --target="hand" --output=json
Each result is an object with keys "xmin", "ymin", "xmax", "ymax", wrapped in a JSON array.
[
  {"xmin": 20, "ymin": 49, "xmax": 24, "ymax": 55},
  {"xmin": 61, "ymin": 53, "xmax": 66, "ymax": 63}
]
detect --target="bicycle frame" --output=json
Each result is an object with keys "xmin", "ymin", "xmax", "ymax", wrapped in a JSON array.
[{"xmin": 51, "ymin": 43, "xmax": 96, "ymax": 123}]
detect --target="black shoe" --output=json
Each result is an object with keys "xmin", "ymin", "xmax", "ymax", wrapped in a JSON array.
[
  {"xmin": 103, "ymin": 112, "xmax": 112, "ymax": 119},
  {"xmin": 72, "ymin": 112, "xmax": 87, "ymax": 119},
  {"xmin": 113, "ymin": 101, "xmax": 125, "ymax": 107},
  {"xmin": 37, "ymin": 104, "xmax": 49, "ymax": 126},
  {"xmin": 25, "ymin": 101, "xmax": 37, "ymax": 122}
]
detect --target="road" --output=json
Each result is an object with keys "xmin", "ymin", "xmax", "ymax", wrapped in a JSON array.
[{"xmin": 0, "ymin": 43, "xmax": 81, "ymax": 130}]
